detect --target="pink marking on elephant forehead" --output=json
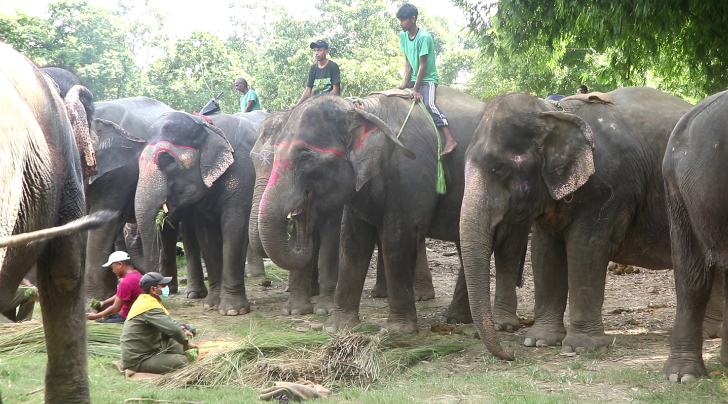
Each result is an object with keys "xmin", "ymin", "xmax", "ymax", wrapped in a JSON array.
[
  {"xmin": 266, "ymin": 159, "xmax": 281, "ymax": 188},
  {"xmin": 259, "ymin": 198, "xmax": 269, "ymax": 215},
  {"xmin": 153, "ymin": 147, "xmax": 180, "ymax": 165},
  {"xmin": 357, "ymin": 121, "xmax": 379, "ymax": 149},
  {"xmin": 275, "ymin": 139, "xmax": 345, "ymax": 157}
]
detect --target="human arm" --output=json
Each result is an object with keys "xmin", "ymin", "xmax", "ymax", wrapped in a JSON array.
[
  {"xmin": 87, "ymin": 296, "xmax": 123, "ymax": 320},
  {"xmin": 290, "ymin": 87, "xmax": 313, "ymax": 110},
  {"xmin": 244, "ymin": 100, "xmax": 255, "ymax": 112},
  {"xmin": 100, "ymin": 295, "xmax": 116, "ymax": 307},
  {"xmin": 409, "ymin": 54, "xmax": 428, "ymax": 101},
  {"xmin": 398, "ymin": 59, "xmax": 413, "ymax": 90},
  {"xmin": 331, "ymin": 84, "xmax": 340, "ymax": 95},
  {"xmin": 144, "ymin": 309, "xmax": 192, "ymax": 348}
]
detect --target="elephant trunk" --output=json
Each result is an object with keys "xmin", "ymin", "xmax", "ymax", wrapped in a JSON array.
[
  {"xmin": 248, "ymin": 175, "xmax": 269, "ymax": 258},
  {"xmin": 258, "ymin": 176, "xmax": 313, "ymax": 271},
  {"xmin": 460, "ymin": 162, "xmax": 515, "ymax": 360},
  {"xmin": 135, "ymin": 164, "xmax": 167, "ymax": 274}
]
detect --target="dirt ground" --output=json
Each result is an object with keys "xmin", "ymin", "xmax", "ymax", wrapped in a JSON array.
[{"xmin": 170, "ymin": 238, "xmax": 719, "ymax": 402}]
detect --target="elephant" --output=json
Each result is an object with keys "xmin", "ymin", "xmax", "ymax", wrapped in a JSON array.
[
  {"xmin": 135, "ymin": 111, "xmax": 266, "ymax": 315},
  {"xmin": 257, "ymin": 87, "xmax": 490, "ymax": 333},
  {"xmin": 0, "ymin": 42, "xmax": 114, "ymax": 404},
  {"xmin": 663, "ymin": 90, "xmax": 728, "ymax": 381},
  {"xmin": 459, "ymin": 88, "xmax": 696, "ymax": 360}
]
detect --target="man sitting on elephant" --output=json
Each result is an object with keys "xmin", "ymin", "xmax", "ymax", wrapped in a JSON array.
[
  {"xmin": 396, "ymin": 3, "xmax": 456, "ymax": 156},
  {"xmin": 87, "ymin": 251, "xmax": 143, "ymax": 323},
  {"xmin": 121, "ymin": 272, "xmax": 198, "ymax": 374}
]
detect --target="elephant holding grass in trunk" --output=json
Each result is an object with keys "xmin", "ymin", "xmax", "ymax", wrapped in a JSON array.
[
  {"xmin": 460, "ymin": 88, "xmax": 703, "ymax": 360},
  {"xmin": 0, "ymin": 42, "xmax": 114, "ymax": 404},
  {"xmin": 258, "ymin": 87, "xmax": 513, "ymax": 332},
  {"xmin": 136, "ymin": 111, "xmax": 266, "ymax": 315},
  {"xmin": 663, "ymin": 90, "xmax": 728, "ymax": 381}
]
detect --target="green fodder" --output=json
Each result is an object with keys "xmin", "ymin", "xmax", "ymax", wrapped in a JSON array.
[
  {"xmin": 0, "ymin": 322, "xmax": 122, "ymax": 358},
  {"xmin": 155, "ymin": 331, "xmax": 473, "ymax": 390}
]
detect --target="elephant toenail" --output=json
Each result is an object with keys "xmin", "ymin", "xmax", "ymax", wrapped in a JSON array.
[
  {"xmin": 681, "ymin": 374, "xmax": 696, "ymax": 383},
  {"xmin": 325, "ymin": 326, "xmax": 336, "ymax": 333},
  {"xmin": 523, "ymin": 338, "xmax": 534, "ymax": 346},
  {"xmin": 291, "ymin": 309, "xmax": 300, "ymax": 315},
  {"xmin": 316, "ymin": 309, "xmax": 327, "ymax": 316},
  {"xmin": 506, "ymin": 325, "xmax": 513, "ymax": 331},
  {"xmin": 562, "ymin": 345, "xmax": 574, "ymax": 353},
  {"xmin": 494, "ymin": 324, "xmax": 503, "ymax": 331},
  {"xmin": 668, "ymin": 373, "xmax": 679, "ymax": 383},
  {"xmin": 536, "ymin": 340, "xmax": 550, "ymax": 347},
  {"xmin": 575, "ymin": 347, "xmax": 587, "ymax": 354}
]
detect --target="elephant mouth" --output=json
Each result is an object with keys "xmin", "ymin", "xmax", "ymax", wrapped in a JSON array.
[{"xmin": 287, "ymin": 208, "xmax": 308, "ymax": 252}]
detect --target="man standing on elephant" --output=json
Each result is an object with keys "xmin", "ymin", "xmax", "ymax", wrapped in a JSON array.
[
  {"xmin": 290, "ymin": 40, "xmax": 340, "ymax": 110},
  {"xmin": 396, "ymin": 3, "xmax": 457, "ymax": 156},
  {"xmin": 87, "ymin": 251, "xmax": 143, "ymax": 323}
]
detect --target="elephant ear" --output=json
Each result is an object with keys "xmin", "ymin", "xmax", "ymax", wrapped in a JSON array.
[
  {"xmin": 91, "ymin": 118, "xmax": 146, "ymax": 184},
  {"xmin": 538, "ymin": 111, "xmax": 595, "ymax": 200},
  {"xmin": 199, "ymin": 124, "xmax": 234, "ymax": 188},
  {"xmin": 348, "ymin": 107, "xmax": 416, "ymax": 192}
]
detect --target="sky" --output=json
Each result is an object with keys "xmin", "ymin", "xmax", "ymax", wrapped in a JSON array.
[{"xmin": 0, "ymin": 0, "xmax": 467, "ymax": 37}]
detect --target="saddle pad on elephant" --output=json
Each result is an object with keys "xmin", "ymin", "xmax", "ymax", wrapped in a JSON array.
[
  {"xmin": 368, "ymin": 88, "xmax": 413, "ymax": 99},
  {"xmin": 561, "ymin": 92, "xmax": 613, "ymax": 104}
]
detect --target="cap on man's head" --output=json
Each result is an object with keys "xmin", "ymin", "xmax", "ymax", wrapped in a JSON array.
[
  {"xmin": 139, "ymin": 272, "xmax": 173, "ymax": 291},
  {"xmin": 102, "ymin": 251, "xmax": 131, "ymax": 267},
  {"xmin": 310, "ymin": 40, "xmax": 329, "ymax": 50}
]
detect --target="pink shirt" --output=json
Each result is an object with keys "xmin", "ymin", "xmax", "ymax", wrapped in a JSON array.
[{"xmin": 117, "ymin": 270, "xmax": 143, "ymax": 319}]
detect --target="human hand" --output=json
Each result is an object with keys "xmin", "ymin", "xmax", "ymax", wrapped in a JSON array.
[
  {"xmin": 289, "ymin": 105, "xmax": 297, "ymax": 110},
  {"xmin": 410, "ymin": 91, "xmax": 423, "ymax": 101},
  {"xmin": 86, "ymin": 312, "xmax": 99, "ymax": 321},
  {"xmin": 184, "ymin": 341, "xmax": 199, "ymax": 351},
  {"xmin": 397, "ymin": 84, "xmax": 408, "ymax": 90}
]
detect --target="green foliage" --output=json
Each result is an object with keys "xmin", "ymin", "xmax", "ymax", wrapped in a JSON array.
[{"xmin": 454, "ymin": 0, "xmax": 728, "ymax": 101}]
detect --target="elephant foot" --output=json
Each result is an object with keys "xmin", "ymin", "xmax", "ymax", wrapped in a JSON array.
[
  {"xmin": 702, "ymin": 320, "xmax": 722, "ymax": 339},
  {"xmin": 560, "ymin": 332, "xmax": 614, "ymax": 354},
  {"xmin": 664, "ymin": 353, "xmax": 706, "ymax": 382},
  {"xmin": 245, "ymin": 265, "xmax": 266, "ymax": 278},
  {"xmin": 324, "ymin": 310, "xmax": 361, "ymax": 333},
  {"xmin": 281, "ymin": 297, "xmax": 313, "ymax": 316},
  {"xmin": 186, "ymin": 285, "xmax": 208, "ymax": 299},
  {"xmin": 218, "ymin": 295, "xmax": 251, "ymax": 316},
  {"xmin": 442, "ymin": 302, "xmax": 473, "ymax": 324},
  {"xmin": 314, "ymin": 295, "xmax": 335, "ymax": 316},
  {"xmin": 370, "ymin": 283, "xmax": 387, "ymax": 298},
  {"xmin": 414, "ymin": 284, "xmax": 435, "ymax": 301},
  {"xmin": 523, "ymin": 323, "xmax": 567, "ymax": 347},
  {"xmin": 493, "ymin": 311, "xmax": 520, "ymax": 332},
  {"xmin": 203, "ymin": 292, "xmax": 220, "ymax": 311},
  {"xmin": 384, "ymin": 318, "xmax": 419, "ymax": 334}
]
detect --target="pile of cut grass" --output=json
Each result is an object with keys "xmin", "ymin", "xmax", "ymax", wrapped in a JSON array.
[
  {"xmin": 156, "ymin": 331, "xmax": 473, "ymax": 390},
  {"xmin": 0, "ymin": 322, "xmax": 122, "ymax": 358}
]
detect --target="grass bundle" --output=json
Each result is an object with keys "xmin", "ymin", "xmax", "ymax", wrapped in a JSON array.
[
  {"xmin": 156, "ymin": 331, "xmax": 473, "ymax": 391},
  {"xmin": 0, "ymin": 322, "xmax": 122, "ymax": 358}
]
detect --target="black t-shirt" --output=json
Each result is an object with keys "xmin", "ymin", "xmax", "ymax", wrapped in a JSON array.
[{"xmin": 306, "ymin": 60, "xmax": 341, "ymax": 95}]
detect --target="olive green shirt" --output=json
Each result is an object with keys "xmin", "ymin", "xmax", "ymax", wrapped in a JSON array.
[{"xmin": 120, "ymin": 308, "xmax": 189, "ymax": 370}]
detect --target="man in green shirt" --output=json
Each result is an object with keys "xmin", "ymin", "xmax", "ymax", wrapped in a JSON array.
[
  {"xmin": 120, "ymin": 272, "xmax": 198, "ymax": 374},
  {"xmin": 235, "ymin": 77, "xmax": 261, "ymax": 112},
  {"xmin": 396, "ymin": 4, "xmax": 457, "ymax": 155}
]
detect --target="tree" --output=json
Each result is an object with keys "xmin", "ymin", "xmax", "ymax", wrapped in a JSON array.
[{"xmin": 454, "ymin": 0, "xmax": 728, "ymax": 100}]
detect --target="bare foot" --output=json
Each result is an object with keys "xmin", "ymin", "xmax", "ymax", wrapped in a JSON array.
[{"xmin": 440, "ymin": 140, "xmax": 457, "ymax": 155}]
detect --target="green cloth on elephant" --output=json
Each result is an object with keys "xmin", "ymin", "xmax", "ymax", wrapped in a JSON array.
[
  {"xmin": 399, "ymin": 28, "xmax": 439, "ymax": 84},
  {"xmin": 0, "ymin": 286, "xmax": 37, "ymax": 323},
  {"xmin": 120, "ymin": 305, "xmax": 190, "ymax": 372},
  {"xmin": 240, "ymin": 90, "xmax": 261, "ymax": 112}
]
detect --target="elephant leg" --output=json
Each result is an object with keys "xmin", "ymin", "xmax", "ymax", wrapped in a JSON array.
[
  {"xmin": 370, "ymin": 240, "xmax": 387, "ymax": 298},
  {"xmin": 197, "ymin": 215, "xmax": 223, "ymax": 311},
  {"xmin": 443, "ymin": 243, "xmax": 472, "ymax": 324},
  {"xmin": 560, "ymin": 233, "xmax": 614, "ymax": 353},
  {"xmin": 413, "ymin": 239, "xmax": 435, "ymax": 301},
  {"xmin": 282, "ymin": 252, "xmax": 315, "ymax": 316},
  {"xmin": 218, "ymin": 211, "xmax": 250, "ymax": 316},
  {"xmin": 703, "ymin": 269, "xmax": 724, "ymax": 338},
  {"xmin": 381, "ymin": 223, "xmax": 419, "ymax": 334},
  {"xmin": 325, "ymin": 207, "xmax": 376, "ymax": 332},
  {"xmin": 160, "ymin": 222, "xmax": 179, "ymax": 294},
  {"xmin": 314, "ymin": 208, "xmax": 341, "ymax": 316},
  {"xmin": 245, "ymin": 243, "xmax": 266, "ymax": 278},
  {"xmin": 85, "ymin": 215, "xmax": 126, "ymax": 300},
  {"xmin": 180, "ymin": 218, "xmax": 207, "ymax": 299},
  {"xmin": 524, "ymin": 226, "xmax": 568, "ymax": 347},
  {"xmin": 493, "ymin": 224, "xmax": 530, "ymax": 331},
  {"xmin": 37, "ymin": 233, "xmax": 89, "ymax": 403}
]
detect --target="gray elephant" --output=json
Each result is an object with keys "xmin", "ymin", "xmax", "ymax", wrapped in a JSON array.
[
  {"xmin": 135, "ymin": 111, "xmax": 266, "ymax": 315},
  {"xmin": 663, "ymin": 90, "xmax": 728, "ymax": 381},
  {"xmin": 257, "ymin": 87, "xmax": 490, "ymax": 333},
  {"xmin": 459, "ymin": 88, "xmax": 697, "ymax": 360},
  {"xmin": 0, "ymin": 43, "xmax": 114, "ymax": 404}
]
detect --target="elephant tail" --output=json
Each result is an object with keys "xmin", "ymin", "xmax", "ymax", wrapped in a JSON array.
[{"xmin": 0, "ymin": 210, "xmax": 118, "ymax": 248}]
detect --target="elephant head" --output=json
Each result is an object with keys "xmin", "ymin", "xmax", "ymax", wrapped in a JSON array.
[
  {"xmin": 257, "ymin": 95, "xmax": 414, "ymax": 271},
  {"xmin": 460, "ymin": 93, "xmax": 595, "ymax": 360},
  {"xmin": 135, "ymin": 112, "xmax": 234, "ymax": 272}
]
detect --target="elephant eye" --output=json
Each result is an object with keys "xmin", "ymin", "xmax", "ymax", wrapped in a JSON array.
[{"xmin": 491, "ymin": 161, "xmax": 508, "ymax": 175}]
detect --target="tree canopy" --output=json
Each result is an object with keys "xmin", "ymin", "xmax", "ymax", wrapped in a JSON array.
[{"xmin": 454, "ymin": 0, "xmax": 728, "ymax": 101}]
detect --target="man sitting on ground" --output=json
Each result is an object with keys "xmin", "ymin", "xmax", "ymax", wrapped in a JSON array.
[
  {"xmin": 121, "ymin": 272, "xmax": 198, "ymax": 374},
  {"xmin": 87, "ymin": 251, "xmax": 143, "ymax": 323}
]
